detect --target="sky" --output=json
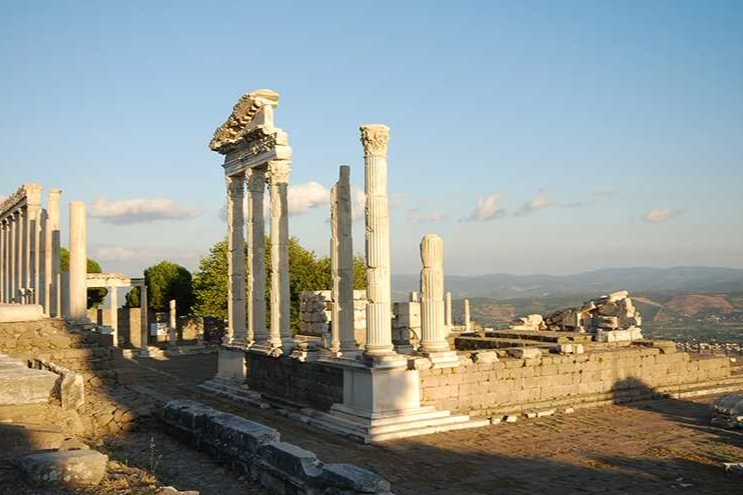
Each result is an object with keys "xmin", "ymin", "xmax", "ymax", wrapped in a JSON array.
[{"xmin": 1, "ymin": 0, "xmax": 741, "ymax": 277}]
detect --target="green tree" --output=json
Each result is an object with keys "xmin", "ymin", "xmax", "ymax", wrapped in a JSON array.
[
  {"xmin": 192, "ymin": 239, "xmax": 228, "ymax": 320},
  {"xmin": 124, "ymin": 286, "xmax": 140, "ymax": 308},
  {"xmin": 143, "ymin": 261, "xmax": 193, "ymax": 314},
  {"xmin": 60, "ymin": 247, "xmax": 107, "ymax": 309}
]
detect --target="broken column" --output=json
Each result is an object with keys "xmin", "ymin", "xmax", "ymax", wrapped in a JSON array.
[
  {"xmin": 68, "ymin": 201, "xmax": 87, "ymax": 322},
  {"xmin": 329, "ymin": 183, "xmax": 341, "ymax": 353},
  {"xmin": 418, "ymin": 234, "xmax": 457, "ymax": 365},
  {"xmin": 268, "ymin": 160, "xmax": 293, "ymax": 352},
  {"xmin": 226, "ymin": 173, "xmax": 247, "ymax": 346},
  {"xmin": 360, "ymin": 124, "xmax": 395, "ymax": 359},
  {"xmin": 337, "ymin": 166, "xmax": 357, "ymax": 355},
  {"xmin": 109, "ymin": 286, "xmax": 118, "ymax": 346},
  {"xmin": 168, "ymin": 299, "xmax": 177, "ymax": 348},
  {"xmin": 139, "ymin": 285, "xmax": 149, "ymax": 356}
]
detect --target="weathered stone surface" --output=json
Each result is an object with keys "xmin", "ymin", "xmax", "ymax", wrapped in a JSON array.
[
  {"xmin": 0, "ymin": 364, "xmax": 57, "ymax": 405},
  {"xmin": 256, "ymin": 441, "xmax": 322, "ymax": 482},
  {"xmin": 471, "ymin": 350, "xmax": 499, "ymax": 363},
  {"xmin": 205, "ymin": 412, "xmax": 280, "ymax": 455},
  {"xmin": 0, "ymin": 423, "xmax": 65, "ymax": 455},
  {"xmin": 0, "ymin": 303, "xmax": 45, "ymax": 322},
  {"xmin": 318, "ymin": 463, "xmax": 392, "ymax": 493},
  {"xmin": 20, "ymin": 449, "xmax": 107, "ymax": 487},
  {"xmin": 158, "ymin": 486, "xmax": 200, "ymax": 495},
  {"xmin": 507, "ymin": 347, "xmax": 541, "ymax": 360}
]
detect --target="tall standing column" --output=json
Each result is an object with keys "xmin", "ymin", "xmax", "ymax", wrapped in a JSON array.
[
  {"xmin": 139, "ymin": 285, "xmax": 149, "ymax": 356},
  {"xmin": 329, "ymin": 184, "xmax": 341, "ymax": 353},
  {"xmin": 337, "ymin": 166, "xmax": 357, "ymax": 355},
  {"xmin": 38, "ymin": 210, "xmax": 47, "ymax": 310},
  {"xmin": 26, "ymin": 184, "xmax": 41, "ymax": 304},
  {"xmin": 226, "ymin": 173, "xmax": 247, "ymax": 346},
  {"xmin": 444, "ymin": 291, "xmax": 452, "ymax": 328},
  {"xmin": 168, "ymin": 299, "xmax": 177, "ymax": 348},
  {"xmin": 419, "ymin": 234, "xmax": 450, "ymax": 354},
  {"xmin": 268, "ymin": 160, "xmax": 292, "ymax": 351},
  {"xmin": 68, "ymin": 201, "xmax": 87, "ymax": 321},
  {"xmin": 17, "ymin": 209, "xmax": 25, "ymax": 302},
  {"xmin": 360, "ymin": 124, "xmax": 395, "ymax": 357},
  {"xmin": 12, "ymin": 211, "xmax": 20, "ymax": 302},
  {"xmin": 464, "ymin": 299, "xmax": 471, "ymax": 332},
  {"xmin": 48, "ymin": 189, "xmax": 61, "ymax": 317},
  {"xmin": 247, "ymin": 168, "xmax": 267, "ymax": 346},
  {"xmin": 110, "ymin": 287, "xmax": 118, "ymax": 346},
  {"xmin": 0, "ymin": 220, "xmax": 5, "ymax": 302}
]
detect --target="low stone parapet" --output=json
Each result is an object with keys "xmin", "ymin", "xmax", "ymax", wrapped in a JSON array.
[{"xmin": 161, "ymin": 399, "xmax": 393, "ymax": 494}]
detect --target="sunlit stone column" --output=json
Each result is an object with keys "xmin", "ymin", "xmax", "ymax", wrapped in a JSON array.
[
  {"xmin": 48, "ymin": 189, "xmax": 62, "ymax": 317},
  {"xmin": 17, "ymin": 208, "xmax": 25, "ymax": 302},
  {"xmin": 419, "ymin": 235, "xmax": 449, "ymax": 352},
  {"xmin": 337, "ymin": 165, "xmax": 357, "ymax": 355},
  {"xmin": 445, "ymin": 291, "xmax": 452, "ymax": 328},
  {"xmin": 247, "ymin": 168, "xmax": 267, "ymax": 346},
  {"xmin": 26, "ymin": 184, "xmax": 41, "ymax": 304},
  {"xmin": 38, "ymin": 209, "xmax": 47, "ymax": 310},
  {"xmin": 464, "ymin": 299, "xmax": 471, "ymax": 332},
  {"xmin": 0, "ymin": 220, "xmax": 5, "ymax": 302},
  {"xmin": 110, "ymin": 287, "xmax": 118, "ymax": 346},
  {"xmin": 139, "ymin": 285, "xmax": 149, "ymax": 356},
  {"xmin": 360, "ymin": 124, "xmax": 395, "ymax": 358},
  {"xmin": 329, "ymin": 183, "xmax": 341, "ymax": 353},
  {"xmin": 168, "ymin": 299, "xmax": 177, "ymax": 348},
  {"xmin": 226, "ymin": 173, "xmax": 247, "ymax": 346},
  {"xmin": 12, "ymin": 211, "xmax": 20, "ymax": 302},
  {"xmin": 68, "ymin": 201, "xmax": 87, "ymax": 321},
  {"xmin": 268, "ymin": 160, "xmax": 293, "ymax": 351}
]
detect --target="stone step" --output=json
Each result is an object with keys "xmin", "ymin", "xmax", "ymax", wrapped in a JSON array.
[
  {"xmin": 486, "ymin": 329, "xmax": 593, "ymax": 343},
  {"xmin": 0, "ymin": 422, "xmax": 66, "ymax": 459},
  {"xmin": 0, "ymin": 363, "xmax": 58, "ymax": 406},
  {"xmin": 0, "ymin": 403, "xmax": 47, "ymax": 422},
  {"xmin": 19, "ymin": 449, "xmax": 108, "ymax": 488},
  {"xmin": 197, "ymin": 379, "xmax": 270, "ymax": 409}
]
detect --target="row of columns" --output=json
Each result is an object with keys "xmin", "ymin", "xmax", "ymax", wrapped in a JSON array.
[
  {"xmin": 225, "ymin": 161, "xmax": 292, "ymax": 353},
  {"xmin": 0, "ymin": 186, "xmax": 62, "ymax": 317}
]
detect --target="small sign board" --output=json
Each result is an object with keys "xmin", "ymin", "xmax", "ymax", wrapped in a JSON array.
[{"xmin": 150, "ymin": 322, "xmax": 168, "ymax": 336}]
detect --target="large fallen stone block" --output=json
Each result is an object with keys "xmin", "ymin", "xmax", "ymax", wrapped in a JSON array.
[
  {"xmin": 204, "ymin": 412, "xmax": 280, "ymax": 461},
  {"xmin": 0, "ymin": 366, "xmax": 58, "ymax": 405},
  {"xmin": 254, "ymin": 442, "xmax": 322, "ymax": 488},
  {"xmin": 317, "ymin": 464, "xmax": 393, "ymax": 494},
  {"xmin": 0, "ymin": 303, "xmax": 46, "ymax": 323},
  {"xmin": 507, "ymin": 347, "xmax": 541, "ymax": 360},
  {"xmin": 19, "ymin": 450, "xmax": 108, "ymax": 488}
]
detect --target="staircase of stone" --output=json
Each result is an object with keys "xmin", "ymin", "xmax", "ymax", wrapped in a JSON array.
[
  {"xmin": 0, "ymin": 352, "xmax": 58, "ymax": 406},
  {"xmin": 197, "ymin": 378, "xmax": 270, "ymax": 409}
]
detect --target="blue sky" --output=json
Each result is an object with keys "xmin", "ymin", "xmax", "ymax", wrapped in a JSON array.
[{"xmin": 1, "ymin": 0, "xmax": 741, "ymax": 276}]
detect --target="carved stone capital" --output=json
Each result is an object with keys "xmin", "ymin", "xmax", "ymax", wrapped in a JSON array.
[
  {"xmin": 420, "ymin": 234, "xmax": 443, "ymax": 268},
  {"xmin": 359, "ymin": 124, "xmax": 390, "ymax": 156},
  {"xmin": 267, "ymin": 161, "xmax": 291, "ymax": 185},
  {"xmin": 246, "ymin": 168, "xmax": 267, "ymax": 192},
  {"xmin": 226, "ymin": 173, "xmax": 245, "ymax": 197},
  {"xmin": 210, "ymin": 89, "xmax": 280, "ymax": 154}
]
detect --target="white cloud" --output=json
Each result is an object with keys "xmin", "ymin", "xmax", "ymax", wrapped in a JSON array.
[
  {"xmin": 287, "ymin": 181, "xmax": 331, "ymax": 215},
  {"xmin": 94, "ymin": 245, "xmax": 203, "ymax": 266},
  {"xmin": 91, "ymin": 197, "xmax": 203, "ymax": 224},
  {"xmin": 96, "ymin": 246, "xmax": 141, "ymax": 261},
  {"xmin": 407, "ymin": 209, "xmax": 446, "ymax": 224},
  {"xmin": 466, "ymin": 194, "xmax": 506, "ymax": 222},
  {"xmin": 515, "ymin": 195, "xmax": 552, "ymax": 216},
  {"xmin": 643, "ymin": 208, "xmax": 684, "ymax": 223}
]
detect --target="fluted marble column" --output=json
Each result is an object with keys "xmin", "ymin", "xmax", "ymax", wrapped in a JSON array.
[
  {"xmin": 26, "ymin": 184, "xmax": 41, "ymax": 304},
  {"xmin": 0, "ymin": 220, "xmax": 5, "ymax": 302},
  {"xmin": 268, "ymin": 160, "xmax": 292, "ymax": 351},
  {"xmin": 247, "ymin": 168, "xmax": 267, "ymax": 346},
  {"xmin": 68, "ymin": 201, "xmax": 87, "ymax": 321},
  {"xmin": 337, "ymin": 166, "xmax": 357, "ymax": 355},
  {"xmin": 168, "ymin": 299, "xmax": 177, "ymax": 348},
  {"xmin": 110, "ymin": 287, "xmax": 118, "ymax": 346},
  {"xmin": 12, "ymin": 211, "xmax": 20, "ymax": 302},
  {"xmin": 38, "ymin": 209, "xmax": 47, "ymax": 310},
  {"xmin": 139, "ymin": 285, "xmax": 149, "ymax": 356},
  {"xmin": 419, "ymin": 234, "xmax": 450, "ymax": 353},
  {"xmin": 445, "ymin": 291, "xmax": 452, "ymax": 328},
  {"xmin": 226, "ymin": 173, "xmax": 247, "ymax": 346},
  {"xmin": 464, "ymin": 299, "xmax": 471, "ymax": 332},
  {"xmin": 360, "ymin": 124, "xmax": 395, "ymax": 358},
  {"xmin": 329, "ymin": 183, "xmax": 341, "ymax": 353},
  {"xmin": 48, "ymin": 189, "xmax": 62, "ymax": 317},
  {"xmin": 17, "ymin": 209, "xmax": 25, "ymax": 302}
]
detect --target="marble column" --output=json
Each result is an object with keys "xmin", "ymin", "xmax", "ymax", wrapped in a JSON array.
[
  {"xmin": 139, "ymin": 285, "xmax": 149, "ymax": 356},
  {"xmin": 445, "ymin": 291, "xmax": 452, "ymax": 328},
  {"xmin": 226, "ymin": 173, "xmax": 247, "ymax": 346},
  {"xmin": 360, "ymin": 124, "xmax": 395, "ymax": 358},
  {"xmin": 47, "ymin": 189, "xmax": 61, "ymax": 317},
  {"xmin": 418, "ymin": 234, "xmax": 450, "ymax": 354},
  {"xmin": 247, "ymin": 168, "xmax": 267, "ymax": 346},
  {"xmin": 26, "ymin": 185, "xmax": 41, "ymax": 304},
  {"xmin": 38, "ymin": 209, "xmax": 47, "ymax": 310},
  {"xmin": 464, "ymin": 299, "xmax": 471, "ymax": 332},
  {"xmin": 268, "ymin": 160, "xmax": 292, "ymax": 351},
  {"xmin": 168, "ymin": 299, "xmax": 177, "ymax": 348},
  {"xmin": 68, "ymin": 201, "xmax": 87, "ymax": 321},
  {"xmin": 17, "ymin": 209, "xmax": 25, "ymax": 302},
  {"xmin": 12, "ymin": 211, "xmax": 20, "ymax": 302},
  {"xmin": 329, "ymin": 183, "xmax": 341, "ymax": 353},
  {"xmin": 110, "ymin": 287, "xmax": 118, "ymax": 346},
  {"xmin": 337, "ymin": 165, "xmax": 357, "ymax": 355},
  {"xmin": 0, "ymin": 220, "xmax": 5, "ymax": 302}
]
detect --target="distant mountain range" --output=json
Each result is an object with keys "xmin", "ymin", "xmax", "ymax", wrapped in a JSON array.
[{"xmin": 392, "ymin": 266, "xmax": 743, "ymax": 300}]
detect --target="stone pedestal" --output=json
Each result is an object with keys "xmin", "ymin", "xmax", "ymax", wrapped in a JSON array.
[{"xmin": 215, "ymin": 346, "xmax": 247, "ymax": 383}]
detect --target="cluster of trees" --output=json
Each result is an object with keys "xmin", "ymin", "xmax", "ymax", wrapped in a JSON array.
[{"xmin": 107, "ymin": 236, "xmax": 367, "ymax": 331}]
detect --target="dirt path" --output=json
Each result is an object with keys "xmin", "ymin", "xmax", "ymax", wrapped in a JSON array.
[{"xmin": 116, "ymin": 353, "xmax": 743, "ymax": 495}]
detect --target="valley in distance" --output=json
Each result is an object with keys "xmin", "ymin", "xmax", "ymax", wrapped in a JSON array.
[{"xmin": 392, "ymin": 266, "xmax": 743, "ymax": 343}]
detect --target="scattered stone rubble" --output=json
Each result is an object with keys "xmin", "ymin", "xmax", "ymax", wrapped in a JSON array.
[
  {"xmin": 161, "ymin": 399, "xmax": 393, "ymax": 495},
  {"xmin": 711, "ymin": 394, "xmax": 743, "ymax": 430},
  {"xmin": 509, "ymin": 290, "xmax": 644, "ymax": 343}
]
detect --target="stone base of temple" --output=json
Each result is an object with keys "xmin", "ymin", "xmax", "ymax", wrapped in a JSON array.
[
  {"xmin": 302, "ymin": 360, "xmax": 488, "ymax": 443},
  {"xmin": 418, "ymin": 350, "xmax": 459, "ymax": 368},
  {"xmin": 0, "ymin": 304, "xmax": 46, "ymax": 323}
]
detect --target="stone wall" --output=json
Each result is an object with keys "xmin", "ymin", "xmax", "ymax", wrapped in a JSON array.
[
  {"xmin": 0, "ymin": 319, "xmax": 118, "ymax": 378},
  {"xmin": 246, "ymin": 352, "xmax": 343, "ymax": 411},
  {"xmin": 298, "ymin": 290, "xmax": 367, "ymax": 345},
  {"xmin": 161, "ymin": 400, "xmax": 392, "ymax": 495},
  {"xmin": 419, "ymin": 344, "xmax": 734, "ymax": 417}
]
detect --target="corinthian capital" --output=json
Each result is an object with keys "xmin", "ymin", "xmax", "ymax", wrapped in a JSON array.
[
  {"xmin": 246, "ymin": 167, "xmax": 267, "ymax": 193},
  {"xmin": 359, "ymin": 124, "xmax": 390, "ymax": 156},
  {"xmin": 267, "ymin": 161, "xmax": 291, "ymax": 185},
  {"xmin": 226, "ymin": 173, "xmax": 245, "ymax": 197}
]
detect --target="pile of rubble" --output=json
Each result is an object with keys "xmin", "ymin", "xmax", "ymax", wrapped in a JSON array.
[
  {"xmin": 711, "ymin": 394, "xmax": 743, "ymax": 430},
  {"xmin": 509, "ymin": 290, "xmax": 644, "ymax": 342}
]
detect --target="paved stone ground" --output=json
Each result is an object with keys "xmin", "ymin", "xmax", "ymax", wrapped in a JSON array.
[{"xmin": 117, "ymin": 353, "xmax": 743, "ymax": 495}]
